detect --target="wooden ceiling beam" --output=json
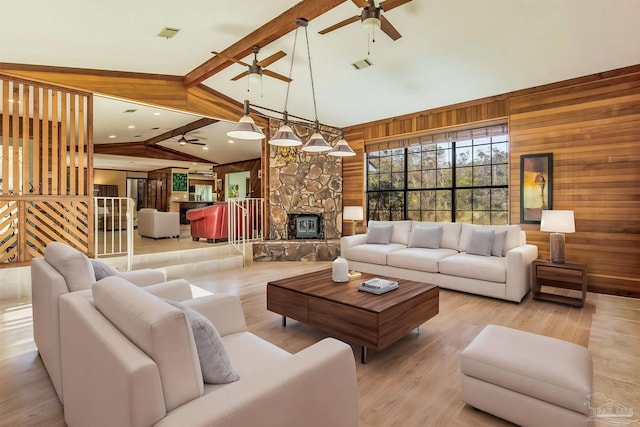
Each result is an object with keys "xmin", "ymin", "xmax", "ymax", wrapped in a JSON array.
[
  {"xmin": 94, "ymin": 141, "xmax": 211, "ymax": 163},
  {"xmin": 183, "ymin": 0, "xmax": 347, "ymax": 88},
  {"xmin": 144, "ymin": 117, "xmax": 218, "ymax": 146}
]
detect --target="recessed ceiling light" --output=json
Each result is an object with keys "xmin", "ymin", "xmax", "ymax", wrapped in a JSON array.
[
  {"xmin": 128, "ymin": 125, "xmax": 135, "ymax": 129},
  {"xmin": 108, "ymin": 135, "xmax": 116, "ymax": 139},
  {"xmin": 228, "ymin": 140, "xmax": 234, "ymax": 143},
  {"xmin": 153, "ymin": 112, "xmax": 161, "ymax": 116},
  {"xmin": 192, "ymin": 163, "xmax": 197, "ymax": 165},
  {"xmin": 202, "ymin": 146, "xmax": 209, "ymax": 150}
]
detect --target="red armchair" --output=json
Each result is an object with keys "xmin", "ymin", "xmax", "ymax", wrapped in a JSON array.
[{"xmin": 185, "ymin": 203, "xmax": 228, "ymax": 243}]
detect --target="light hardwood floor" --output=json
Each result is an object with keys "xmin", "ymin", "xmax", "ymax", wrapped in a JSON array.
[{"xmin": 1, "ymin": 260, "xmax": 639, "ymax": 426}]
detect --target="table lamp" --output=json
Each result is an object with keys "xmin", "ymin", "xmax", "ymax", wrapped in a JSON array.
[
  {"xmin": 343, "ymin": 206, "xmax": 364, "ymax": 236},
  {"xmin": 540, "ymin": 210, "xmax": 575, "ymax": 263}
]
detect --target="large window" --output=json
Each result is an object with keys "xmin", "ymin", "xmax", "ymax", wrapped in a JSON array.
[{"xmin": 366, "ymin": 124, "xmax": 509, "ymax": 224}]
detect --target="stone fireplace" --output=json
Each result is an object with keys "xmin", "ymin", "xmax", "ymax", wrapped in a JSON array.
[{"xmin": 253, "ymin": 119, "xmax": 342, "ymax": 262}]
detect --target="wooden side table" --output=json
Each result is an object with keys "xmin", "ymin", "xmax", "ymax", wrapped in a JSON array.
[{"xmin": 532, "ymin": 260, "xmax": 587, "ymax": 307}]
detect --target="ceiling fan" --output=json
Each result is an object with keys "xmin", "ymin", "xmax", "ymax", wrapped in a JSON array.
[
  {"xmin": 170, "ymin": 132, "xmax": 206, "ymax": 146},
  {"xmin": 318, "ymin": 0, "xmax": 412, "ymax": 41},
  {"xmin": 212, "ymin": 45, "xmax": 291, "ymax": 83}
]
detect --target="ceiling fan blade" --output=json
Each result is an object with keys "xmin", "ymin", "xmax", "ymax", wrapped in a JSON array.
[
  {"xmin": 351, "ymin": 0, "xmax": 370, "ymax": 7},
  {"xmin": 262, "ymin": 69, "xmax": 292, "ymax": 83},
  {"xmin": 231, "ymin": 70, "xmax": 250, "ymax": 81},
  {"xmin": 187, "ymin": 138, "xmax": 200, "ymax": 142},
  {"xmin": 188, "ymin": 141, "xmax": 206, "ymax": 146},
  {"xmin": 257, "ymin": 50, "xmax": 286, "ymax": 68},
  {"xmin": 318, "ymin": 15, "xmax": 361, "ymax": 35},
  {"xmin": 211, "ymin": 51, "xmax": 250, "ymax": 67},
  {"xmin": 379, "ymin": 0, "xmax": 412, "ymax": 12},
  {"xmin": 379, "ymin": 14, "xmax": 402, "ymax": 40}
]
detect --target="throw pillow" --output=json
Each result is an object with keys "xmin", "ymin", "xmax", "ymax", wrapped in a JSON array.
[
  {"xmin": 466, "ymin": 229, "xmax": 495, "ymax": 257},
  {"xmin": 408, "ymin": 226, "xmax": 443, "ymax": 249},
  {"xmin": 91, "ymin": 259, "xmax": 119, "ymax": 281},
  {"xmin": 492, "ymin": 230, "xmax": 508, "ymax": 257},
  {"xmin": 365, "ymin": 223, "xmax": 394, "ymax": 245},
  {"xmin": 162, "ymin": 299, "xmax": 240, "ymax": 384}
]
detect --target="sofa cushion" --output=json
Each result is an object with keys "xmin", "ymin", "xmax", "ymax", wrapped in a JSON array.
[
  {"xmin": 459, "ymin": 224, "xmax": 521, "ymax": 256},
  {"xmin": 387, "ymin": 248, "xmax": 459, "ymax": 273},
  {"xmin": 365, "ymin": 223, "xmax": 394, "ymax": 245},
  {"xmin": 411, "ymin": 222, "xmax": 461, "ymax": 250},
  {"xmin": 492, "ymin": 230, "xmax": 508, "ymax": 257},
  {"xmin": 91, "ymin": 259, "xmax": 119, "ymax": 281},
  {"xmin": 163, "ymin": 299, "xmax": 239, "ymax": 385},
  {"xmin": 368, "ymin": 220, "xmax": 412, "ymax": 245},
  {"xmin": 408, "ymin": 226, "xmax": 443, "ymax": 249},
  {"xmin": 439, "ymin": 253, "xmax": 506, "ymax": 283},
  {"xmin": 347, "ymin": 243, "xmax": 406, "ymax": 265},
  {"xmin": 92, "ymin": 276, "xmax": 203, "ymax": 412},
  {"xmin": 466, "ymin": 229, "xmax": 495, "ymax": 257},
  {"xmin": 44, "ymin": 242, "xmax": 96, "ymax": 292}
]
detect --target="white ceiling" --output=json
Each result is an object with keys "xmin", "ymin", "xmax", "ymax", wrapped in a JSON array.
[{"xmin": 1, "ymin": 0, "xmax": 639, "ymax": 171}]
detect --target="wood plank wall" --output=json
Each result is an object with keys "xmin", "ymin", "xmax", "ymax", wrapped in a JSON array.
[
  {"xmin": 510, "ymin": 71, "xmax": 640, "ymax": 297},
  {"xmin": 0, "ymin": 75, "xmax": 93, "ymax": 264},
  {"xmin": 343, "ymin": 66, "xmax": 640, "ymax": 297}
]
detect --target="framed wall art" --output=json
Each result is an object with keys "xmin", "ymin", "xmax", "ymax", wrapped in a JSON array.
[{"xmin": 520, "ymin": 153, "xmax": 553, "ymax": 224}]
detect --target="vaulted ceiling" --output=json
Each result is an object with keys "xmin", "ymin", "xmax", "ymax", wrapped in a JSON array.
[{"xmin": 1, "ymin": 0, "xmax": 639, "ymax": 170}]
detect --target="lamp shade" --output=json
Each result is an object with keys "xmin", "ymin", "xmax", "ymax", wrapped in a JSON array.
[
  {"xmin": 302, "ymin": 132, "xmax": 331, "ymax": 152},
  {"xmin": 328, "ymin": 138, "xmax": 356, "ymax": 157},
  {"xmin": 226, "ymin": 115, "xmax": 265, "ymax": 140},
  {"xmin": 362, "ymin": 16, "xmax": 381, "ymax": 32},
  {"xmin": 540, "ymin": 210, "xmax": 575, "ymax": 233},
  {"xmin": 269, "ymin": 124, "xmax": 302, "ymax": 146},
  {"xmin": 343, "ymin": 206, "xmax": 364, "ymax": 221}
]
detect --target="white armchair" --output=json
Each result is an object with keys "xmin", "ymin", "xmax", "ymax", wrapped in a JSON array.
[{"xmin": 138, "ymin": 208, "xmax": 180, "ymax": 239}]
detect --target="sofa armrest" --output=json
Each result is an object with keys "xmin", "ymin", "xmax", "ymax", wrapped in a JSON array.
[
  {"xmin": 155, "ymin": 338, "xmax": 358, "ymax": 427},
  {"xmin": 340, "ymin": 234, "xmax": 367, "ymax": 258},
  {"xmin": 117, "ymin": 269, "xmax": 166, "ymax": 286},
  {"xmin": 181, "ymin": 294, "xmax": 248, "ymax": 336},
  {"xmin": 144, "ymin": 279, "xmax": 194, "ymax": 301},
  {"xmin": 505, "ymin": 244, "xmax": 539, "ymax": 302}
]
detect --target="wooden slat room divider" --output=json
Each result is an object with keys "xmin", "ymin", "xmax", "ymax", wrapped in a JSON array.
[{"xmin": 0, "ymin": 75, "xmax": 93, "ymax": 266}]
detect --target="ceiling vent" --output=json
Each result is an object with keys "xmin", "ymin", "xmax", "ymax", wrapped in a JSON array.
[
  {"xmin": 352, "ymin": 58, "xmax": 373, "ymax": 70},
  {"xmin": 157, "ymin": 27, "xmax": 180, "ymax": 39},
  {"xmin": 123, "ymin": 109, "xmax": 137, "ymax": 113}
]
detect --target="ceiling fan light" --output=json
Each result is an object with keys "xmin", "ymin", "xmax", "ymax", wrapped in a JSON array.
[
  {"xmin": 328, "ymin": 138, "xmax": 356, "ymax": 157},
  {"xmin": 269, "ymin": 124, "xmax": 302, "ymax": 146},
  {"xmin": 362, "ymin": 16, "xmax": 381, "ymax": 32},
  {"xmin": 248, "ymin": 72, "xmax": 262, "ymax": 85},
  {"xmin": 302, "ymin": 132, "xmax": 331, "ymax": 152},
  {"xmin": 226, "ymin": 115, "xmax": 265, "ymax": 140}
]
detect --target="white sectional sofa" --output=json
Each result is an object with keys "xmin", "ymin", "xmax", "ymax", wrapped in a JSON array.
[
  {"xmin": 59, "ymin": 276, "xmax": 358, "ymax": 427},
  {"xmin": 341, "ymin": 221, "xmax": 538, "ymax": 302}
]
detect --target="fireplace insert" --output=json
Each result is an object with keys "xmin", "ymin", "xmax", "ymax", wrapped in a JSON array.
[{"xmin": 287, "ymin": 213, "xmax": 324, "ymax": 239}]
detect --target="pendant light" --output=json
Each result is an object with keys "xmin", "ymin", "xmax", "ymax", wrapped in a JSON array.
[
  {"xmin": 269, "ymin": 21, "xmax": 302, "ymax": 147},
  {"xmin": 299, "ymin": 18, "xmax": 331, "ymax": 153},
  {"xmin": 328, "ymin": 130, "xmax": 356, "ymax": 157},
  {"xmin": 226, "ymin": 100, "xmax": 264, "ymax": 140}
]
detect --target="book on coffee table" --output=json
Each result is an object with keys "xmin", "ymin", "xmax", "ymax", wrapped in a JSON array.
[{"xmin": 358, "ymin": 278, "xmax": 399, "ymax": 295}]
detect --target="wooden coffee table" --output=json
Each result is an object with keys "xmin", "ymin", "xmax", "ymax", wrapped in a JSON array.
[{"xmin": 267, "ymin": 269, "xmax": 439, "ymax": 363}]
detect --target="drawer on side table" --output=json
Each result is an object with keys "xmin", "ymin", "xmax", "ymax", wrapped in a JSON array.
[{"xmin": 532, "ymin": 260, "xmax": 587, "ymax": 307}]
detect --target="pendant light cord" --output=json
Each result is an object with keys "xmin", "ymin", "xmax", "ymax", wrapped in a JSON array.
[
  {"xmin": 283, "ymin": 26, "xmax": 299, "ymax": 115},
  {"xmin": 303, "ymin": 24, "xmax": 319, "ymax": 124}
]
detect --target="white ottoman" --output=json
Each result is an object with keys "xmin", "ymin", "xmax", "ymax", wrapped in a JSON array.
[{"xmin": 461, "ymin": 325, "xmax": 592, "ymax": 427}]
